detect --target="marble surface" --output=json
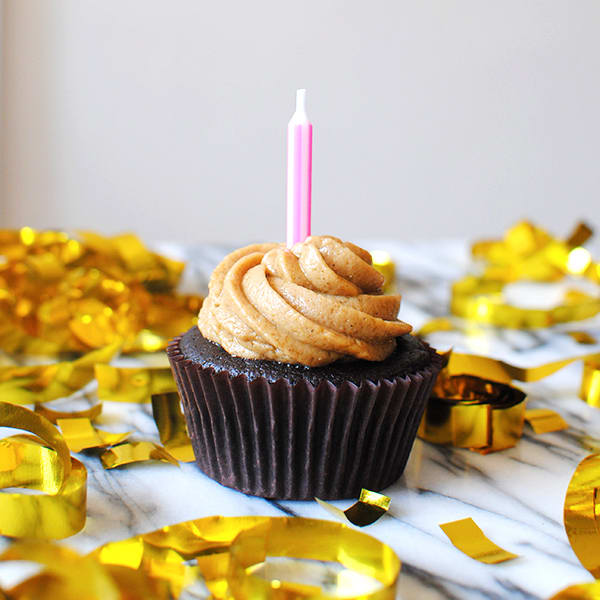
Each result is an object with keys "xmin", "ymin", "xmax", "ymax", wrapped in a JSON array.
[{"xmin": 3, "ymin": 238, "xmax": 600, "ymax": 599}]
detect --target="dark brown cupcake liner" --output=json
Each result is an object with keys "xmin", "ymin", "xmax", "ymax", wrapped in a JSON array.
[{"xmin": 167, "ymin": 335, "xmax": 442, "ymax": 500}]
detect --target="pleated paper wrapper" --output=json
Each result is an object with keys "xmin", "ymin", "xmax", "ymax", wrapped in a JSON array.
[{"xmin": 168, "ymin": 334, "xmax": 442, "ymax": 500}]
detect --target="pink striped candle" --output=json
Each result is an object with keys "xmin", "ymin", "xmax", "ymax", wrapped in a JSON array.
[{"xmin": 286, "ymin": 89, "xmax": 313, "ymax": 247}]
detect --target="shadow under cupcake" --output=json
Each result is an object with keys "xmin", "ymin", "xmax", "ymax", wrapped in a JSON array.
[{"xmin": 168, "ymin": 236, "xmax": 441, "ymax": 500}]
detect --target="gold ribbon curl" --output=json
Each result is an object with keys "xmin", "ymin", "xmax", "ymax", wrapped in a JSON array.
[
  {"xmin": 417, "ymin": 312, "xmax": 600, "ymax": 451},
  {"xmin": 418, "ymin": 370, "xmax": 526, "ymax": 453},
  {"xmin": 0, "ymin": 517, "xmax": 401, "ymax": 600},
  {"xmin": 564, "ymin": 454, "xmax": 600, "ymax": 578},
  {"xmin": 0, "ymin": 402, "xmax": 87, "ymax": 539}
]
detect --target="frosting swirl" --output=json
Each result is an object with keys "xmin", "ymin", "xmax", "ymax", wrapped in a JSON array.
[{"xmin": 198, "ymin": 236, "xmax": 412, "ymax": 366}]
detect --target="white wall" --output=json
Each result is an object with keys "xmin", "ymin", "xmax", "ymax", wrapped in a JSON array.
[{"xmin": 2, "ymin": 1, "xmax": 599, "ymax": 244}]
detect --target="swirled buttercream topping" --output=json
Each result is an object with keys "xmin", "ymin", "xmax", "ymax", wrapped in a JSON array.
[{"xmin": 198, "ymin": 236, "xmax": 412, "ymax": 366}]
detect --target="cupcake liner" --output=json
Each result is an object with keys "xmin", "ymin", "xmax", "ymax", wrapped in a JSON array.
[{"xmin": 168, "ymin": 335, "xmax": 441, "ymax": 500}]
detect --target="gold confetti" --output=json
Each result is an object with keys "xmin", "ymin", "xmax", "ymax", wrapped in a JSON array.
[
  {"xmin": 567, "ymin": 331, "xmax": 598, "ymax": 345},
  {"xmin": 0, "ymin": 228, "xmax": 202, "ymax": 355},
  {"xmin": 0, "ymin": 402, "xmax": 87, "ymax": 539},
  {"xmin": 316, "ymin": 488, "xmax": 391, "ymax": 527},
  {"xmin": 0, "ymin": 342, "xmax": 120, "ymax": 404},
  {"xmin": 151, "ymin": 392, "xmax": 195, "ymax": 462},
  {"xmin": 35, "ymin": 401, "xmax": 103, "ymax": 424},
  {"xmin": 525, "ymin": 409, "xmax": 569, "ymax": 434},
  {"xmin": 57, "ymin": 418, "xmax": 130, "ymax": 453},
  {"xmin": 451, "ymin": 222, "xmax": 600, "ymax": 328},
  {"xmin": 439, "ymin": 518, "xmax": 518, "ymax": 564},
  {"xmin": 564, "ymin": 454, "xmax": 600, "ymax": 578},
  {"xmin": 95, "ymin": 365, "xmax": 176, "ymax": 403},
  {"xmin": 100, "ymin": 441, "xmax": 179, "ymax": 469},
  {"xmin": 550, "ymin": 581, "xmax": 600, "ymax": 600}
]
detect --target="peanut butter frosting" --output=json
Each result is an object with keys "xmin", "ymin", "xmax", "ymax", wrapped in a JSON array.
[{"xmin": 198, "ymin": 236, "xmax": 412, "ymax": 367}]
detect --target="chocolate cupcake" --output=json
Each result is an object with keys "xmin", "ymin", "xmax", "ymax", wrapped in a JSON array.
[{"xmin": 168, "ymin": 236, "xmax": 441, "ymax": 499}]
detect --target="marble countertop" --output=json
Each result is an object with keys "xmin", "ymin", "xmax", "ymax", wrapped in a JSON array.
[{"xmin": 3, "ymin": 239, "xmax": 600, "ymax": 599}]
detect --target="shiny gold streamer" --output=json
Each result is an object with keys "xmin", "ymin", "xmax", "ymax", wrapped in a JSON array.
[
  {"xmin": 100, "ymin": 441, "xmax": 179, "ymax": 469},
  {"xmin": 0, "ymin": 517, "xmax": 401, "ymax": 599},
  {"xmin": 445, "ymin": 350, "xmax": 600, "ymax": 408},
  {"xmin": 0, "ymin": 540, "xmax": 165, "ymax": 600},
  {"xmin": 418, "ymin": 371, "xmax": 526, "ymax": 453},
  {"xmin": 0, "ymin": 342, "xmax": 119, "ymax": 405},
  {"xmin": 316, "ymin": 489, "xmax": 391, "ymax": 527},
  {"xmin": 0, "ymin": 402, "xmax": 87, "ymax": 539},
  {"xmin": 439, "ymin": 517, "xmax": 519, "ymax": 564},
  {"xmin": 525, "ymin": 408, "xmax": 568, "ymax": 434},
  {"xmin": 151, "ymin": 392, "xmax": 195, "ymax": 462},
  {"xmin": 564, "ymin": 454, "xmax": 600, "ymax": 578},
  {"xmin": 95, "ymin": 365, "xmax": 176, "ymax": 403}
]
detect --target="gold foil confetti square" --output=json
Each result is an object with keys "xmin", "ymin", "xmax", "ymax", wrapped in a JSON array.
[
  {"xmin": 439, "ymin": 518, "xmax": 518, "ymax": 564},
  {"xmin": 316, "ymin": 489, "xmax": 391, "ymax": 527}
]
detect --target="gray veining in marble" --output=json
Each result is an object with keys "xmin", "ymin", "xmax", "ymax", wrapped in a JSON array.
[{"xmin": 2, "ymin": 238, "xmax": 600, "ymax": 599}]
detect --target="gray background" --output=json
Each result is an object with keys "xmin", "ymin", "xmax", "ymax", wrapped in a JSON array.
[{"xmin": 1, "ymin": 0, "xmax": 599, "ymax": 244}]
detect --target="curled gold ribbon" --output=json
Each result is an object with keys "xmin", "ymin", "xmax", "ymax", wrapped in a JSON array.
[
  {"xmin": 0, "ymin": 402, "xmax": 87, "ymax": 539},
  {"xmin": 0, "ymin": 540, "xmax": 162, "ymax": 600},
  {"xmin": 564, "ymin": 454, "xmax": 600, "ymax": 578},
  {"xmin": 95, "ymin": 365, "xmax": 176, "ymax": 403},
  {"xmin": 96, "ymin": 516, "xmax": 401, "ymax": 599},
  {"xmin": 418, "ymin": 318, "xmax": 600, "ymax": 407},
  {"xmin": 418, "ymin": 371, "xmax": 526, "ymax": 453},
  {"xmin": 316, "ymin": 489, "xmax": 391, "ymax": 527},
  {"xmin": 0, "ymin": 517, "xmax": 401, "ymax": 599}
]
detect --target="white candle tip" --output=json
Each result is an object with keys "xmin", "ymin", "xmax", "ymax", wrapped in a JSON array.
[{"xmin": 296, "ymin": 89, "xmax": 307, "ymax": 113}]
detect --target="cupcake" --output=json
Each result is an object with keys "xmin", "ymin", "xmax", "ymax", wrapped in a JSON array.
[{"xmin": 168, "ymin": 236, "xmax": 441, "ymax": 499}]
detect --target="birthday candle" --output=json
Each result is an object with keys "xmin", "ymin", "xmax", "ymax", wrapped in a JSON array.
[{"xmin": 286, "ymin": 89, "xmax": 313, "ymax": 247}]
